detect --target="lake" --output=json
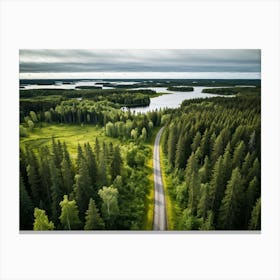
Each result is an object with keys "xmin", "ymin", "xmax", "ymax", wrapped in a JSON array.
[
  {"xmin": 20, "ymin": 81, "xmax": 235, "ymax": 113},
  {"xmin": 131, "ymin": 86, "xmax": 229, "ymax": 113}
]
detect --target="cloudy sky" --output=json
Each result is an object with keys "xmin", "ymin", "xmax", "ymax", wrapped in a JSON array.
[{"xmin": 19, "ymin": 49, "xmax": 261, "ymax": 79}]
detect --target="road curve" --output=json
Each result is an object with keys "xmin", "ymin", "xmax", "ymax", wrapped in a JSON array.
[{"xmin": 153, "ymin": 127, "xmax": 167, "ymax": 231}]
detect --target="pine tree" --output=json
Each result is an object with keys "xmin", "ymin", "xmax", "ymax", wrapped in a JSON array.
[
  {"xmin": 161, "ymin": 128, "xmax": 169, "ymax": 155},
  {"xmin": 222, "ymin": 143, "xmax": 232, "ymax": 184},
  {"xmin": 110, "ymin": 146, "xmax": 122, "ymax": 181},
  {"xmin": 200, "ymin": 211, "xmax": 215, "ymax": 230},
  {"xmin": 76, "ymin": 143, "xmax": 84, "ymax": 171},
  {"xmin": 61, "ymin": 157, "xmax": 74, "ymax": 195},
  {"xmin": 197, "ymin": 183, "xmax": 211, "ymax": 220},
  {"xmin": 26, "ymin": 150, "xmax": 40, "ymax": 206},
  {"xmin": 84, "ymin": 143, "xmax": 98, "ymax": 189},
  {"xmin": 73, "ymin": 158, "xmax": 94, "ymax": 220},
  {"xmin": 249, "ymin": 197, "xmax": 261, "ymax": 230},
  {"xmin": 191, "ymin": 131, "xmax": 201, "ymax": 152},
  {"xmin": 209, "ymin": 156, "xmax": 226, "ymax": 216},
  {"xmin": 211, "ymin": 128, "xmax": 230, "ymax": 163},
  {"xmin": 49, "ymin": 157, "xmax": 63, "ymax": 224},
  {"xmin": 179, "ymin": 208, "xmax": 202, "ymax": 230},
  {"xmin": 84, "ymin": 198, "xmax": 105, "ymax": 230},
  {"xmin": 38, "ymin": 147, "xmax": 52, "ymax": 213},
  {"xmin": 244, "ymin": 177, "xmax": 259, "ymax": 227},
  {"xmin": 59, "ymin": 195, "xmax": 81, "ymax": 230},
  {"xmin": 175, "ymin": 133, "xmax": 187, "ymax": 169},
  {"xmin": 241, "ymin": 152, "xmax": 254, "ymax": 177},
  {"xmin": 33, "ymin": 208, "xmax": 54, "ymax": 230},
  {"xmin": 185, "ymin": 153, "xmax": 200, "ymax": 215},
  {"xmin": 167, "ymin": 123, "xmax": 178, "ymax": 167},
  {"xmin": 198, "ymin": 156, "xmax": 211, "ymax": 184},
  {"xmin": 248, "ymin": 157, "xmax": 260, "ymax": 183},
  {"xmin": 218, "ymin": 168, "xmax": 244, "ymax": 230},
  {"xmin": 20, "ymin": 176, "xmax": 34, "ymax": 230},
  {"xmin": 200, "ymin": 129, "xmax": 211, "ymax": 158},
  {"xmin": 51, "ymin": 138, "xmax": 63, "ymax": 168},
  {"xmin": 232, "ymin": 141, "xmax": 246, "ymax": 168}
]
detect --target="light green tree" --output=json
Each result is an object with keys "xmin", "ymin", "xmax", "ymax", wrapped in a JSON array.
[
  {"xmin": 59, "ymin": 195, "xmax": 81, "ymax": 230},
  {"xmin": 33, "ymin": 208, "xmax": 54, "ymax": 230},
  {"xmin": 98, "ymin": 186, "xmax": 119, "ymax": 228}
]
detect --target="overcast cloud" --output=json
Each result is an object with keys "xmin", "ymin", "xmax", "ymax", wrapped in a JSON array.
[{"xmin": 20, "ymin": 49, "xmax": 261, "ymax": 74}]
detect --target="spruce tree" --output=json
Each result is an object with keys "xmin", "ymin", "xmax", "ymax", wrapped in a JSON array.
[
  {"xmin": 191, "ymin": 131, "xmax": 201, "ymax": 152},
  {"xmin": 59, "ymin": 195, "xmax": 81, "ymax": 230},
  {"xmin": 84, "ymin": 198, "xmax": 105, "ymax": 230},
  {"xmin": 209, "ymin": 156, "xmax": 226, "ymax": 216},
  {"xmin": 185, "ymin": 153, "xmax": 200, "ymax": 215},
  {"xmin": 200, "ymin": 129, "xmax": 211, "ymax": 158},
  {"xmin": 20, "ymin": 176, "xmax": 34, "ymax": 230},
  {"xmin": 167, "ymin": 123, "xmax": 178, "ymax": 167},
  {"xmin": 84, "ymin": 143, "xmax": 98, "ymax": 189},
  {"xmin": 49, "ymin": 157, "xmax": 63, "ymax": 224},
  {"xmin": 218, "ymin": 168, "xmax": 244, "ymax": 230},
  {"xmin": 26, "ymin": 150, "xmax": 40, "ymax": 206},
  {"xmin": 249, "ymin": 197, "xmax": 261, "ymax": 230},
  {"xmin": 198, "ymin": 156, "xmax": 211, "ymax": 184},
  {"xmin": 222, "ymin": 143, "xmax": 232, "ymax": 184},
  {"xmin": 110, "ymin": 146, "xmax": 122, "ymax": 181},
  {"xmin": 175, "ymin": 134, "xmax": 187, "ymax": 169},
  {"xmin": 232, "ymin": 141, "xmax": 246, "ymax": 168},
  {"xmin": 197, "ymin": 183, "xmax": 211, "ymax": 220},
  {"xmin": 33, "ymin": 208, "xmax": 54, "ymax": 230},
  {"xmin": 38, "ymin": 147, "xmax": 52, "ymax": 213},
  {"xmin": 73, "ymin": 158, "xmax": 94, "ymax": 220},
  {"xmin": 200, "ymin": 211, "xmax": 215, "ymax": 230},
  {"xmin": 61, "ymin": 157, "xmax": 74, "ymax": 195},
  {"xmin": 244, "ymin": 177, "xmax": 259, "ymax": 227}
]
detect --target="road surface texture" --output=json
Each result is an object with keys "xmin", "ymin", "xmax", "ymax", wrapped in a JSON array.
[{"xmin": 153, "ymin": 127, "xmax": 167, "ymax": 231}]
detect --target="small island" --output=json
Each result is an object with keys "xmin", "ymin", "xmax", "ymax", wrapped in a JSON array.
[
  {"xmin": 202, "ymin": 86, "xmax": 260, "ymax": 96},
  {"xmin": 167, "ymin": 86, "xmax": 194, "ymax": 92}
]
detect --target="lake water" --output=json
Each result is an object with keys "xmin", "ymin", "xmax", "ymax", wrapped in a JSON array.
[
  {"xmin": 131, "ymin": 86, "xmax": 229, "ymax": 113},
  {"xmin": 20, "ymin": 81, "xmax": 235, "ymax": 113}
]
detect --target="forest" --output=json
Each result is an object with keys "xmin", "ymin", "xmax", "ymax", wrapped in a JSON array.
[
  {"xmin": 19, "ymin": 81, "xmax": 261, "ymax": 231},
  {"xmin": 161, "ymin": 94, "xmax": 261, "ymax": 230},
  {"xmin": 20, "ymin": 87, "xmax": 164, "ymax": 230}
]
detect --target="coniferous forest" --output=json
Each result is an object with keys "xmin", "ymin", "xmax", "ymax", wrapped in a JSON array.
[
  {"xmin": 161, "ymin": 95, "xmax": 261, "ymax": 230},
  {"xmin": 19, "ymin": 80, "xmax": 261, "ymax": 231}
]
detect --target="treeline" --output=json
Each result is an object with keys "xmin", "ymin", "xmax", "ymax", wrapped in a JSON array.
[
  {"xmin": 161, "ymin": 95, "xmax": 261, "ymax": 230},
  {"xmin": 20, "ymin": 138, "xmax": 152, "ymax": 230},
  {"xmin": 167, "ymin": 86, "xmax": 194, "ymax": 92},
  {"xmin": 20, "ymin": 100, "xmax": 163, "ymax": 142},
  {"xmin": 202, "ymin": 86, "xmax": 260, "ymax": 96}
]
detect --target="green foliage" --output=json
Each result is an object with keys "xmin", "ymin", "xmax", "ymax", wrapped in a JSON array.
[
  {"xmin": 73, "ymin": 158, "xmax": 94, "ymax": 220},
  {"xmin": 179, "ymin": 209, "xmax": 203, "ymax": 230},
  {"xmin": 162, "ymin": 95, "xmax": 260, "ymax": 230},
  {"xmin": 218, "ymin": 168, "xmax": 244, "ymax": 229},
  {"xmin": 59, "ymin": 195, "xmax": 81, "ymax": 230},
  {"xmin": 84, "ymin": 198, "xmax": 105, "ymax": 230},
  {"xmin": 20, "ymin": 176, "xmax": 34, "ymax": 230},
  {"xmin": 20, "ymin": 125, "xmax": 28, "ymax": 137},
  {"xmin": 98, "ymin": 186, "xmax": 119, "ymax": 228},
  {"xmin": 249, "ymin": 197, "xmax": 261, "ymax": 230},
  {"xmin": 33, "ymin": 208, "xmax": 54, "ymax": 230}
]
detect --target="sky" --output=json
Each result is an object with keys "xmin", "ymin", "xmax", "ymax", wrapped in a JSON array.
[{"xmin": 19, "ymin": 49, "xmax": 261, "ymax": 79}]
